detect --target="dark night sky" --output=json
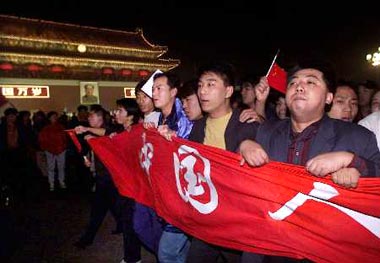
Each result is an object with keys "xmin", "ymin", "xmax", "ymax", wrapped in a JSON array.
[{"xmin": 3, "ymin": 0, "xmax": 380, "ymax": 82}]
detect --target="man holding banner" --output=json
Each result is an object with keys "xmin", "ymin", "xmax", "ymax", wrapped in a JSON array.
[
  {"xmin": 187, "ymin": 62, "xmax": 262, "ymax": 262},
  {"xmin": 239, "ymin": 58, "xmax": 380, "ymax": 261}
]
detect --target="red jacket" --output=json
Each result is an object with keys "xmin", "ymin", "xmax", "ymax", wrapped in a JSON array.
[{"xmin": 38, "ymin": 123, "xmax": 67, "ymax": 154}]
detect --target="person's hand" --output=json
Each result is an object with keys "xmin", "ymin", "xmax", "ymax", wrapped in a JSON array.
[
  {"xmin": 255, "ymin": 76, "xmax": 270, "ymax": 102},
  {"xmin": 331, "ymin": 167, "xmax": 360, "ymax": 188},
  {"xmin": 239, "ymin": 140, "xmax": 269, "ymax": 167},
  {"xmin": 239, "ymin": 109, "xmax": 262, "ymax": 123},
  {"xmin": 83, "ymin": 156, "xmax": 92, "ymax": 167},
  {"xmin": 158, "ymin": 125, "xmax": 176, "ymax": 141},
  {"xmin": 143, "ymin": 122, "xmax": 156, "ymax": 129},
  {"xmin": 109, "ymin": 132, "xmax": 117, "ymax": 138},
  {"xmin": 306, "ymin": 152, "xmax": 354, "ymax": 177},
  {"xmin": 74, "ymin": 125, "xmax": 89, "ymax": 134}
]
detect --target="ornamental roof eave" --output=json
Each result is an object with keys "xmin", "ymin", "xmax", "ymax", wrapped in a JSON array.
[
  {"xmin": 0, "ymin": 52, "xmax": 180, "ymax": 71},
  {"xmin": 0, "ymin": 15, "xmax": 169, "ymax": 59}
]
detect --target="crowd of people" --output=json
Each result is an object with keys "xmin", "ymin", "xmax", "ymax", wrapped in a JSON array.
[{"xmin": 1, "ymin": 58, "xmax": 380, "ymax": 262}]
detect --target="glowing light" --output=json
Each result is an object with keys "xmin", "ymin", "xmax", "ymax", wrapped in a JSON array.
[
  {"xmin": 366, "ymin": 47, "xmax": 380, "ymax": 66},
  {"xmin": 77, "ymin": 44, "xmax": 87, "ymax": 53}
]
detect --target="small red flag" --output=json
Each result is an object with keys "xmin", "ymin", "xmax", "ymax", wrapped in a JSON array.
[
  {"xmin": 267, "ymin": 63, "xmax": 287, "ymax": 94},
  {"xmin": 65, "ymin": 129, "xmax": 82, "ymax": 153}
]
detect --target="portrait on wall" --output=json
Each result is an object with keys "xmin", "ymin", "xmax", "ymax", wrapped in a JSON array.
[{"xmin": 80, "ymin": 82, "xmax": 99, "ymax": 104}]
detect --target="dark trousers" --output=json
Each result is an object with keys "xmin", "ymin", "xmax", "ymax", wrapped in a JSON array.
[
  {"xmin": 187, "ymin": 238, "xmax": 242, "ymax": 263},
  {"xmin": 79, "ymin": 180, "xmax": 119, "ymax": 244},
  {"xmin": 120, "ymin": 196, "xmax": 141, "ymax": 263}
]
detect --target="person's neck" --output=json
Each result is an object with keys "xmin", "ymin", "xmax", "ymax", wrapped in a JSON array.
[
  {"xmin": 360, "ymin": 105, "xmax": 371, "ymax": 116},
  {"xmin": 123, "ymin": 120, "xmax": 132, "ymax": 130},
  {"xmin": 161, "ymin": 103, "xmax": 174, "ymax": 119},
  {"xmin": 291, "ymin": 115, "xmax": 323, "ymax": 133},
  {"xmin": 248, "ymin": 101, "xmax": 255, "ymax": 109},
  {"xmin": 209, "ymin": 104, "xmax": 232, "ymax": 119}
]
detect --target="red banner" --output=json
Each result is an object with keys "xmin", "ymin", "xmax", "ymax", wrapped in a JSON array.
[{"xmin": 87, "ymin": 125, "xmax": 380, "ymax": 263}]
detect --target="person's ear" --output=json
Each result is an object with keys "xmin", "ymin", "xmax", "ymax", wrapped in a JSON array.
[
  {"xmin": 170, "ymin": 87, "xmax": 178, "ymax": 98},
  {"xmin": 225, "ymin": 85, "xmax": 234, "ymax": 99},
  {"xmin": 325, "ymin": 92, "xmax": 333, "ymax": 105}
]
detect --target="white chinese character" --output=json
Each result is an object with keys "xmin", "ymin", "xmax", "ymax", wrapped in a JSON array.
[
  {"xmin": 2, "ymin": 87, "xmax": 14, "ymax": 96},
  {"xmin": 17, "ymin": 87, "xmax": 28, "ymax": 96},
  {"xmin": 32, "ymin": 87, "xmax": 42, "ymax": 96}
]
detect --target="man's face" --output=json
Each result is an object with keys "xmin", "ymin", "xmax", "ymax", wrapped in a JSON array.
[
  {"xmin": 275, "ymin": 97, "xmax": 287, "ymax": 120},
  {"xmin": 136, "ymin": 91, "xmax": 154, "ymax": 114},
  {"xmin": 328, "ymin": 86, "xmax": 358, "ymax": 122},
  {"xmin": 198, "ymin": 71, "xmax": 233, "ymax": 118},
  {"xmin": 181, "ymin": 93, "xmax": 202, "ymax": 121},
  {"xmin": 286, "ymin": 68, "xmax": 332, "ymax": 120},
  {"xmin": 358, "ymin": 85, "xmax": 374, "ymax": 107},
  {"xmin": 114, "ymin": 106, "xmax": 128, "ymax": 125},
  {"xmin": 240, "ymin": 82, "xmax": 256, "ymax": 106},
  {"xmin": 152, "ymin": 76, "xmax": 176, "ymax": 110},
  {"xmin": 88, "ymin": 111, "xmax": 103, "ymax": 128},
  {"xmin": 371, "ymin": 91, "xmax": 380, "ymax": 112},
  {"xmin": 85, "ymin": 85, "xmax": 94, "ymax": 96}
]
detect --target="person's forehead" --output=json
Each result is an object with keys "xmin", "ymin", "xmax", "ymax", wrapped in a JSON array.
[
  {"xmin": 199, "ymin": 71, "xmax": 221, "ymax": 81},
  {"xmin": 293, "ymin": 68, "xmax": 323, "ymax": 78},
  {"xmin": 336, "ymin": 86, "xmax": 357, "ymax": 97}
]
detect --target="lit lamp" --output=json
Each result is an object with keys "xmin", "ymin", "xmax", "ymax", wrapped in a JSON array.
[
  {"xmin": 366, "ymin": 47, "xmax": 380, "ymax": 66},
  {"xmin": 77, "ymin": 44, "xmax": 87, "ymax": 53}
]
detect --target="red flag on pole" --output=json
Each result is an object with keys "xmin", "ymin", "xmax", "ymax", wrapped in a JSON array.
[
  {"xmin": 267, "ymin": 63, "xmax": 287, "ymax": 94},
  {"xmin": 65, "ymin": 129, "xmax": 82, "ymax": 153}
]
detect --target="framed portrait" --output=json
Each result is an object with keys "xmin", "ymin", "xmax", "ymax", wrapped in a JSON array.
[{"xmin": 80, "ymin": 82, "xmax": 99, "ymax": 105}]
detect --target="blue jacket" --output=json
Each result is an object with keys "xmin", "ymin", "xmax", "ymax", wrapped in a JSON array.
[{"xmin": 255, "ymin": 115, "xmax": 380, "ymax": 177}]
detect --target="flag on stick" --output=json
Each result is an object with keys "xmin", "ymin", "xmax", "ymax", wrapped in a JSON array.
[{"xmin": 266, "ymin": 50, "xmax": 287, "ymax": 94}]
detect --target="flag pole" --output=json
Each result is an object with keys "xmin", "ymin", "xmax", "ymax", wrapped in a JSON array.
[{"xmin": 266, "ymin": 49, "xmax": 280, "ymax": 77}]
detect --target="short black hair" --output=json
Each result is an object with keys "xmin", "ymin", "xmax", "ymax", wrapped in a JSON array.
[
  {"xmin": 116, "ymin": 98, "xmax": 140, "ymax": 124},
  {"xmin": 178, "ymin": 79, "xmax": 198, "ymax": 99},
  {"xmin": 77, "ymin": 105, "xmax": 88, "ymax": 112},
  {"xmin": 89, "ymin": 104, "xmax": 107, "ymax": 118},
  {"xmin": 134, "ymin": 79, "xmax": 147, "ymax": 95},
  {"xmin": 197, "ymin": 61, "xmax": 236, "ymax": 87},
  {"xmin": 153, "ymin": 72, "xmax": 181, "ymax": 89},
  {"xmin": 287, "ymin": 58, "xmax": 337, "ymax": 94},
  {"xmin": 47, "ymin": 111, "xmax": 58, "ymax": 120},
  {"xmin": 4, "ymin": 107, "xmax": 18, "ymax": 116}
]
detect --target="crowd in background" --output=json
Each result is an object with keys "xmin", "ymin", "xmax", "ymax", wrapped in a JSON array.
[{"xmin": 1, "ymin": 58, "xmax": 380, "ymax": 263}]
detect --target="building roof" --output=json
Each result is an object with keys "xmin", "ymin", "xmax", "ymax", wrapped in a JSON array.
[{"xmin": 0, "ymin": 15, "xmax": 180, "ymax": 80}]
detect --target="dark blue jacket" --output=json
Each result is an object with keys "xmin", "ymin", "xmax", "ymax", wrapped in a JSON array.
[{"xmin": 255, "ymin": 115, "xmax": 380, "ymax": 177}]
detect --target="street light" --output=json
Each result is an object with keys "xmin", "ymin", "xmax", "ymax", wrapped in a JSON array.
[{"xmin": 366, "ymin": 47, "xmax": 380, "ymax": 66}]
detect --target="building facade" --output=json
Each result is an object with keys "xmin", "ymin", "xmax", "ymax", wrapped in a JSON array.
[{"xmin": 0, "ymin": 15, "xmax": 179, "ymax": 113}]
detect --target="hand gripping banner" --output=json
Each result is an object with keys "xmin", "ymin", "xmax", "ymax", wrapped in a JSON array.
[{"xmin": 86, "ymin": 124, "xmax": 380, "ymax": 263}]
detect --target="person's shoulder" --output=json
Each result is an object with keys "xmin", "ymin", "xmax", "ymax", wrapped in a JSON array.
[
  {"xmin": 329, "ymin": 117, "xmax": 374, "ymax": 137},
  {"xmin": 359, "ymin": 111, "xmax": 380, "ymax": 124},
  {"xmin": 260, "ymin": 118, "xmax": 289, "ymax": 130}
]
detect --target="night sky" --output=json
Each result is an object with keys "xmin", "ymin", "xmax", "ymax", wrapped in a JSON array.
[{"xmin": 3, "ymin": 0, "xmax": 380, "ymax": 82}]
